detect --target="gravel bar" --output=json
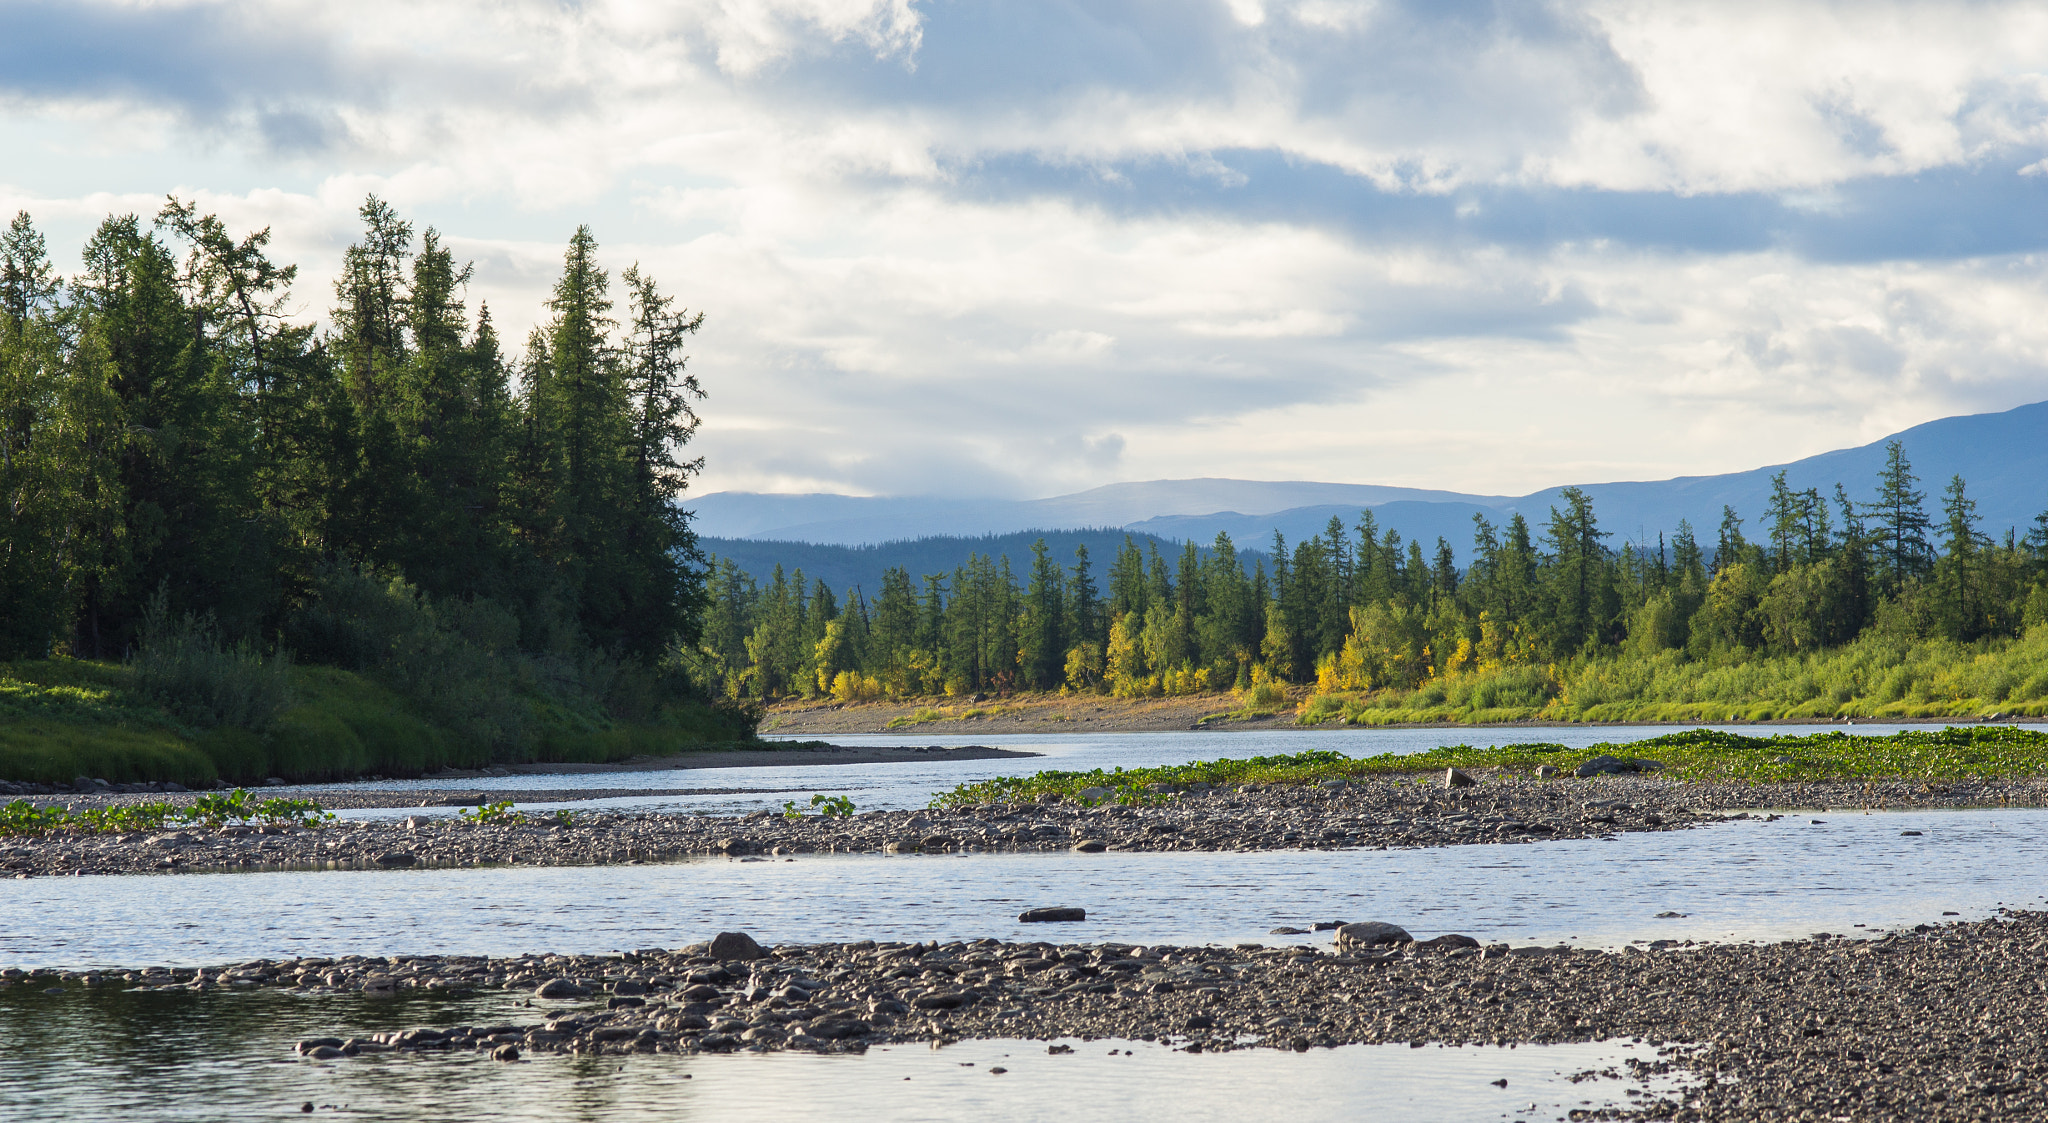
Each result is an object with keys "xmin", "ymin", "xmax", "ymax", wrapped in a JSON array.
[
  {"xmin": 11, "ymin": 910, "xmax": 2048, "ymax": 1121},
  {"xmin": 6, "ymin": 775, "xmax": 2047, "ymax": 877}
]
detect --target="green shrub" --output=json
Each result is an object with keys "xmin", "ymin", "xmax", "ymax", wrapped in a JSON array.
[{"xmin": 130, "ymin": 593, "xmax": 293, "ymax": 731}]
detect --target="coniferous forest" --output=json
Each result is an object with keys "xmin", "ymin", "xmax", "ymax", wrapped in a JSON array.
[
  {"xmin": 696, "ymin": 452, "xmax": 2048, "ymax": 721},
  {"xmin": 0, "ymin": 199, "xmax": 750, "ymax": 784}
]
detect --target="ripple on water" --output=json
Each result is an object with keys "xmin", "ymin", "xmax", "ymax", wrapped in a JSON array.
[{"xmin": 4, "ymin": 809, "xmax": 2047, "ymax": 969}]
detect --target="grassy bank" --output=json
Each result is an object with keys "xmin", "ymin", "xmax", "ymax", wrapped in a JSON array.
[
  {"xmin": 0, "ymin": 658, "xmax": 758, "ymax": 788},
  {"xmin": 1299, "ymin": 626, "xmax": 2048, "ymax": 726},
  {"xmin": 931, "ymin": 726, "xmax": 2048, "ymax": 807}
]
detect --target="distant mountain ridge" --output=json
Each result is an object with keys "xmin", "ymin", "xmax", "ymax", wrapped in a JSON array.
[
  {"xmin": 691, "ymin": 399, "xmax": 2048, "ymax": 561},
  {"xmin": 700, "ymin": 528, "xmax": 1262, "ymax": 599}
]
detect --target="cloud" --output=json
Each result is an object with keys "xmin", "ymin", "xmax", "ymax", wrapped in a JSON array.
[{"xmin": 5, "ymin": 0, "xmax": 2048, "ymax": 503}]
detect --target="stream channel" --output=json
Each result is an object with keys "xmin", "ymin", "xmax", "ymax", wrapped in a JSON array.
[{"xmin": 7, "ymin": 724, "xmax": 2043, "ymax": 1121}]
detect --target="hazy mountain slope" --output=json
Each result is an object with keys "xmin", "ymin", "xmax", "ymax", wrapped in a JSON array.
[
  {"xmin": 700, "ymin": 529, "xmax": 1267, "ymax": 597},
  {"xmin": 690, "ymin": 399, "xmax": 2048, "ymax": 557}
]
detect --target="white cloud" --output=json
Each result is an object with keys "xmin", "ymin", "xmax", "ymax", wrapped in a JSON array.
[{"xmin": 3, "ymin": 0, "xmax": 2048, "ymax": 503}]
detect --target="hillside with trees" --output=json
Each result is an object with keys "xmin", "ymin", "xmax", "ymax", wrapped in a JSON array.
[
  {"xmin": 0, "ymin": 200, "xmax": 749, "ymax": 785},
  {"xmin": 695, "ymin": 447, "xmax": 2048, "ymax": 721}
]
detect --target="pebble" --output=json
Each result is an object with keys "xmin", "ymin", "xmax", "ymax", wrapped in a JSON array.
[
  {"xmin": 11, "ymin": 905, "xmax": 2014, "ymax": 1121},
  {"xmin": 1, "ymin": 775, "xmax": 2043, "ymax": 878}
]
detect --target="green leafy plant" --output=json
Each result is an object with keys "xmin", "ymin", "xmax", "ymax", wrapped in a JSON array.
[
  {"xmin": 0, "ymin": 788, "xmax": 332, "ymax": 836},
  {"xmin": 459, "ymin": 800, "xmax": 524, "ymax": 825},
  {"xmin": 782, "ymin": 793, "xmax": 857, "ymax": 818},
  {"xmin": 552, "ymin": 808, "xmax": 576, "ymax": 826}
]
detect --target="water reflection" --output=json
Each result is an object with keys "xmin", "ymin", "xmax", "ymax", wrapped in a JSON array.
[{"xmin": 0, "ymin": 987, "xmax": 1688, "ymax": 1123}]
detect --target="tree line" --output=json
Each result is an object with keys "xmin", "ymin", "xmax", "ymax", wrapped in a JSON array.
[
  {"xmin": 690, "ymin": 443, "xmax": 2048, "ymax": 703},
  {"xmin": 0, "ymin": 199, "xmax": 719, "ymax": 741}
]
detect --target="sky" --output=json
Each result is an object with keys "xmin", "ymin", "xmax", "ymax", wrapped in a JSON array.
[{"xmin": 5, "ymin": 0, "xmax": 2048, "ymax": 501}]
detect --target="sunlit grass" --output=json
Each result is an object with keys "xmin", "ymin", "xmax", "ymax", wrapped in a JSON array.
[{"xmin": 930, "ymin": 726, "xmax": 2048, "ymax": 807}]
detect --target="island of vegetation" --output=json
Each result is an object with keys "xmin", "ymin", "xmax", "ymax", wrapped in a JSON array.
[
  {"xmin": 0, "ymin": 200, "xmax": 753, "ymax": 788},
  {"xmin": 694, "ymin": 445, "xmax": 2048, "ymax": 726}
]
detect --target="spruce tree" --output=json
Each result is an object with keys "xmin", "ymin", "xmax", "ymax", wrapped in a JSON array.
[{"xmin": 1866, "ymin": 439, "xmax": 1933, "ymax": 594}]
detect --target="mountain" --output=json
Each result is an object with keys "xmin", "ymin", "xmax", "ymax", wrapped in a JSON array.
[
  {"xmin": 701, "ymin": 529, "xmax": 1264, "ymax": 599},
  {"xmin": 689, "ymin": 399, "xmax": 2048, "ymax": 562}
]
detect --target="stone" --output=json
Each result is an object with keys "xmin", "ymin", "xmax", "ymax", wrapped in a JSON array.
[
  {"xmin": 911, "ymin": 989, "xmax": 971, "ymax": 1011},
  {"xmin": 883, "ymin": 840, "xmax": 921, "ymax": 853},
  {"xmin": 1415, "ymin": 934, "xmax": 1481, "ymax": 951},
  {"xmin": 802, "ymin": 1017, "xmax": 871, "ymax": 1041},
  {"xmin": 1075, "ymin": 786, "xmax": 1113, "ymax": 804},
  {"xmin": 1574, "ymin": 755, "xmax": 1664, "ymax": 777},
  {"xmin": 1269, "ymin": 926, "xmax": 1308, "ymax": 935},
  {"xmin": 373, "ymin": 852, "xmax": 417, "ymax": 868},
  {"xmin": 709, "ymin": 931, "xmax": 768, "ymax": 961},
  {"xmin": 303, "ymin": 1046, "xmax": 344, "ymax": 1060},
  {"xmin": 534, "ymin": 978, "xmax": 588, "ymax": 999},
  {"xmin": 491, "ymin": 1044, "xmax": 521, "ymax": 1061},
  {"xmin": 1333, "ymin": 922, "xmax": 1414, "ymax": 949},
  {"xmin": 1019, "ymin": 907, "xmax": 1086, "ymax": 923},
  {"xmin": 1443, "ymin": 768, "xmax": 1476, "ymax": 788},
  {"xmin": 1320, "ymin": 779, "xmax": 1348, "ymax": 791},
  {"xmin": 610, "ymin": 978, "xmax": 648, "ymax": 996},
  {"xmin": 1536, "ymin": 765, "xmax": 1559, "ymax": 779},
  {"xmin": 1070, "ymin": 839, "xmax": 1107, "ymax": 853}
]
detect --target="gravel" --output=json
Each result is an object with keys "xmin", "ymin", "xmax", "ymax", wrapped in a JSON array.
[
  {"xmin": 4, "ymin": 774, "xmax": 2045, "ymax": 877},
  {"xmin": 16, "ymin": 909, "xmax": 2048, "ymax": 1120}
]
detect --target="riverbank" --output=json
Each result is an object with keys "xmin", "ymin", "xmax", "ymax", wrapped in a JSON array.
[
  {"xmin": 761, "ymin": 691, "xmax": 2041, "ymax": 737},
  {"xmin": 0, "ymin": 658, "xmax": 757, "ymax": 789},
  {"xmin": 0, "ymin": 741, "xmax": 1035, "ymax": 800},
  {"xmin": 7, "ymin": 772, "xmax": 2045, "ymax": 876},
  {"xmin": 13, "ymin": 909, "xmax": 2045, "ymax": 1120}
]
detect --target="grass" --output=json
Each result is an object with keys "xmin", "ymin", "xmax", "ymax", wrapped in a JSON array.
[
  {"xmin": 928, "ymin": 726, "xmax": 2048, "ymax": 807},
  {"xmin": 0, "ymin": 657, "xmax": 762, "ymax": 787}
]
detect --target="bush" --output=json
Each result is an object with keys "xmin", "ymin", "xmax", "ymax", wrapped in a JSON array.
[
  {"xmin": 130, "ymin": 593, "xmax": 293, "ymax": 731},
  {"xmin": 287, "ymin": 562, "xmax": 532, "ymax": 754}
]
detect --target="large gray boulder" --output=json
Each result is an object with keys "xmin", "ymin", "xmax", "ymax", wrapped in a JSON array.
[
  {"xmin": 709, "ymin": 931, "xmax": 768, "ymax": 961},
  {"xmin": 1333, "ymin": 921, "xmax": 1413, "ymax": 949}
]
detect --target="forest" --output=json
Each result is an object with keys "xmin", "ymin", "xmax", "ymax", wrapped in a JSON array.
[
  {"xmin": 692, "ymin": 446, "xmax": 2048, "ymax": 720},
  {"xmin": 0, "ymin": 199, "xmax": 749, "ymax": 784}
]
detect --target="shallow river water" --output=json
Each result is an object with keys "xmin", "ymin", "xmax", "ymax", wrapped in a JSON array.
[
  {"xmin": 7, "ymin": 808, "xmax": 2046, "ymax": 969},
  {"xmin": 12, "ymin": 726, "xmax": 2046, "ymax": 1121},
  {"xmin": 303, "ymin": 722, "xmax": 2043, "ymax": 819},
  {"xmin": 0, "ymin": 987, "xmax": 1691, "ymax": 1123}
]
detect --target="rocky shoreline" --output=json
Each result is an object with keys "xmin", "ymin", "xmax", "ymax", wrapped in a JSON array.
[
  {"xmin": 5, "ymin": 774, "xmax": 2045, "ymax": 877},
  {"xmin": 10, "ymin": 911, "xmax": 2046, "ymax": 1120}
]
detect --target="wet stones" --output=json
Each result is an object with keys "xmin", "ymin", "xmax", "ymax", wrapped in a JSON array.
[
  {"xmin": 373, "ymin": 852, "xmax": 417, "ymax": 868},
  {"xmin": 1070, "ymin": 840, "xmax": 1107, "ymax": 853},
  {"xmin": 535, "ymin": 979, "xmax": 587, "ymax": 999}
]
